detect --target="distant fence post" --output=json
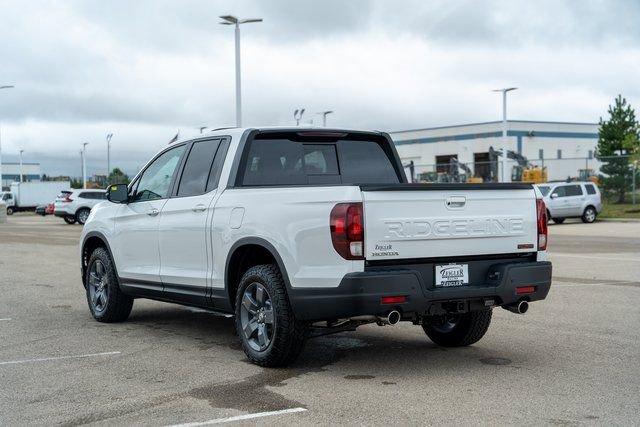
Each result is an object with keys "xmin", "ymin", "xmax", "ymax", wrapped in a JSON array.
[{"xmin": 633, "ymin": 161, "xmax": 637, "ymax": 205}]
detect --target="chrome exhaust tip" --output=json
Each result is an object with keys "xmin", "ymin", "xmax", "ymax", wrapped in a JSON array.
[
  {"xmin": 503, "ymin": 300, "xmax": 529, "ymax": 314},
  {"xmin": 387, "ymin": 310, "xmax": 401, "ymax": 325}
]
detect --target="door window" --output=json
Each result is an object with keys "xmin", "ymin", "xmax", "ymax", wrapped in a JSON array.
[
  {"xmin": 552, "ymin": 186, "xmax": 567, "ymax": 198},
  {"xmin": 564, "ymin": 185, "xmax": 583, "ymax": 196},
  {"xmin": 132, "ymin": 145, "xmax": 186, "ymax": 202},
  {"xmin": 177, "ymin": 139, "xmax": 221, "ymax": 197}
]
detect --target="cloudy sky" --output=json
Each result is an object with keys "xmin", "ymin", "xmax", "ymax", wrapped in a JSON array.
[{"xmin": 1, "ymin": 0, "xmax": 639, "ymax": 177}]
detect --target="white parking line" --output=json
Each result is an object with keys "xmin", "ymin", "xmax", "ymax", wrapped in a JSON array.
[
  {"xmin": 169, "ymin": 407, "xmax": 308, "ymax": 426},
  {"xmin": 0, "ymin": 318, "xmax": 11, "ymax": 321},
  {"xmin": 548, "ymin": 253, "xmax": 640, "ymax": 262},
  {"xmin": 0, "ymin": 351, "xmax": 121, "ymax": 366}
]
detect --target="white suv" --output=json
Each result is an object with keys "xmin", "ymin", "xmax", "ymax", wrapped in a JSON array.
[
  {"xmin": 536, "ymin": 182, "xmax": 602, "ymax": 224},
  {"xmin": 54, "ymin": 189, "xmax": 106, "ymax": 225}
]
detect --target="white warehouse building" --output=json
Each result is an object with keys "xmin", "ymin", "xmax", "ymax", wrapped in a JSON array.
[
  {"xmin": 390, "ymin": 120, "xmax": 599, "ymax": 183},
  {"xmin": 1, "ymin": 162, "xmax": 42, "ymax": 190}
]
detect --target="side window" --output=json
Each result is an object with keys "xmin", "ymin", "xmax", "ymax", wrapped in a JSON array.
[
  {"xmin": 585, "ymin": 184, "xmax": 596, "ymax": 195},
  {"xmin": 177, "ymin": 139, "xmax": 221, "ymax": 197},
  {"xmin": 242, "ymin": 139, "xmax": 307, "ymax": 186},
  {"xmin": 553, "ymin": 186, "xmax": 567, "ymax": 197},
  {"xmin": 78, "ymin": 192, "xmax": 88, "ymax": 199},
  {"xmin": 565, "ymin": 185, "xmax": 583, "ymax": 196},
  {"xmin": 132, "ymin": 145, "xmax": 186, "ymax": 202}
]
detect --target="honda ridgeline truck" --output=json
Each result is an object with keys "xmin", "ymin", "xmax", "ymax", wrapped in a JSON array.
[{"xmin": 80, "ymin": 128, "xmax": 552, "ymax": 367}]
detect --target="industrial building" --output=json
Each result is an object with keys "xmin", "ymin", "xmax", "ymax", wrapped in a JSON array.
[
  {"xmin": 0, "ymin": 162, "xmax": 42, "ymax": 189},
  {"xmin": 390, "ymin": 120, "xmax": 599, "ymax": 183}
]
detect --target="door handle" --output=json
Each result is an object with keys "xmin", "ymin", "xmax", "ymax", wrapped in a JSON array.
[
  {"xmin": 147, "ymin": 208, "xmax": 159, "ymax": 216},
  {"xmin": 192, "ymin": 204, "xmax": 207, "ymax": 213}
]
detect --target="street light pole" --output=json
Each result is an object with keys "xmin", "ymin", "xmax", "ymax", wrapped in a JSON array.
[
  {"xmin": 106, "ymin": 133, "xmax": 113, "ymax": 178},
  {"xmin": 219, "ymin": 15, "xmax": 263, "ymax": 128},
  {"xmin": 0, "ymin": 85, "xmax": 15, "ymax": 190},
  {"xmin": 492, "ymin": 87, "xmax": 517, "ymax": 182},
  {"xmin": 82, "ymin": 142, "xmax": 89, "ymax": 189},
  {"xmin": 19, "ymin": 149, "xmax": 24, "ymax": 183},
  {"xmin": 317, "ymin": 110, "xmax": 334, "ymax": 127}
]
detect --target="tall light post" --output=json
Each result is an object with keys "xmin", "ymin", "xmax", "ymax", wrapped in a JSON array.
[
  {"xmin": 0, "ymin": 85, "xmax": 15, "ymax": 190},
  {"xmin": 317, "ymin": 110, "xmax": 334, "ymax": 127},
  {"xmin": 82, "ymin": 142, "xmax": 89, "ymax": 189},
  {"xmin": 19, "ymin": 149, "xmax": 24, "ymax": 183},
  {"xmin": 294, "ymin": 108, "xmax": 305, "ymax": 126},
  {"xmin": 219, "ymin": 15, "xmax": 263, "ymax": 128},
  {"xmin": 492, "ymin": 87, "xmax": 517, "ymax": 182},
  {"xmin": 106, "ymin": 133, "xmax": 113, "ymax": 178}
]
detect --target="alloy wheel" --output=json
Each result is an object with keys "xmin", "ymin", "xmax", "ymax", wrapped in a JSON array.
[
  {"xmin": 240, "ymin": 282, "xmax": 275, "ymax": 352},
  {"xmin": 88, "ymin": 260, "xmax": 109, "ymax": 314}
]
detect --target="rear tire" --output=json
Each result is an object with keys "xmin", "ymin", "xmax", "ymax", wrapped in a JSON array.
[
  {"xmin": 76, "ymin": 208, "xmax": 91, "ymax": 225},
  {"xmin": 63, "ymin": 216, "xmax": 76, "ymax": 225},
  {"xmin": 582, "ymin": 206, "xmax": 597, "ymax": 223},
  {"xmin": 235, "ymin": 264, "xmax": 306, "ymax": 367},
  {"xmin": 552, "ymin": 218, "xmax": 565, "ymax": 224},
  {"xmin": 422, "ymin": 309, "xmax": 492, "ymax": 347},
  {"xmin": 85, "ymin": 247, "xmax": 133, "ymax": 322}
]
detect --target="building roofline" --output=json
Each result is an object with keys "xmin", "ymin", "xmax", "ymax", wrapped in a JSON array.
[
  {"xmin": 389, "ymin": 119, "xmax": 598, "ymax": 134},
  {"xmin": 1, "ymin": 162, "xmax": 40, "ymax": 166}
]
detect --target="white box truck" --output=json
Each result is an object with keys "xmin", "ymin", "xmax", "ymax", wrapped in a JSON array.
[{"xmin": 1, "ymin": 182, "xmax": 71, "ymax": 215}]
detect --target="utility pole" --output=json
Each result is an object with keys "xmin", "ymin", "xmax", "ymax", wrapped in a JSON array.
[
  {"xmin": 82, "ymin": 143, "xmax": 89, "ymax": 189},
  {"xmin": 317, "ymin": 110, "xmax": 334, "ymax": 127},
  {"xmin": 492, "ymin": 87, "xmax": 517, "ymax": 182},
  {"xmin": 0, "ymin": 85, "xmax": 15, "ymax": 190},
  {"xmin": 106, "ymin": 133, "xmax": 113, "ymax": 179},
  {"xmin": 219, "ymin": 15, "xmax": 263, "ymax": 127},
  {"xmin": 19, "ymin": 149, "xmax": 24, "ymax": 183}
]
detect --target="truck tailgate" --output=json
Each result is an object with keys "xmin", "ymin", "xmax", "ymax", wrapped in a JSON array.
[{"xmin": 361, "ymin": 184, "xmax": 538, "ymax": 260}]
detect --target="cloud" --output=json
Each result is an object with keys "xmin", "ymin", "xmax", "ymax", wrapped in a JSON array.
[{"xmin": 0, "ymin": 0, "xmax": 638, "ymax": 177}]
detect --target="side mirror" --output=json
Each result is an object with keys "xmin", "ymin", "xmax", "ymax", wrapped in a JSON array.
[
  {"xmin": 107, "ymin": 184, "xmax": 129, "ymax": 203},
  {"xmin": 550, "ymin": 193, "xmax": 558, "ymax": 199}
]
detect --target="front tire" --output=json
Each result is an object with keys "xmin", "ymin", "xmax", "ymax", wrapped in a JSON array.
[
  {"xmin": 85, "ymin": 247, "xmax": 133, "ymax": 322},
  {"xmin": 422, "ymin": 309, "xmax": 492, "ymax": 347},
  {"xmin": 235, "ymin": 264, "xmax": 306, "ymax": 367},
  {"xmin": 582, "ymin": 206, "xmax": 597, "ymax": 223},
  {"xmin": 6, "ymin": 207, "xmax": 13, "ymax": 215}
]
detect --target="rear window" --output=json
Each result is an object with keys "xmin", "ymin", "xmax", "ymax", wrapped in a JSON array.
[
  {"xmin": 240, "ymin": 135, "xmax": 400, "ymax": 186},
  {"xmin": 585, "ymin": 184, "xmax": 597, "ymax": 195}
]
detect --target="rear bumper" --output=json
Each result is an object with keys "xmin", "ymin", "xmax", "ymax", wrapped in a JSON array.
[{"xmin": 289, "ymin": 261, "xmax": 552, "ymax": 321}]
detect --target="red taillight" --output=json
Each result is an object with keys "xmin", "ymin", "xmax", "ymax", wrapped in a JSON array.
[
  {"xmin": 381, "ymin": 295, "xmax": 407, "ymax": 305},
  {"xmin": 330, "ymin": 202, "xmax": 364, "ymax": 260},
  {"xmin": 536, "ymin": 198, "xmax": 548, "ymax": 251},
  {"xmin": 516, "ymin": 286, "xmax": 536, "ymax": 295}
]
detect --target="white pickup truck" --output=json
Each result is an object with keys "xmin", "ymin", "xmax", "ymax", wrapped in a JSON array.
[{"xmin": 80, "ymin": 127, "xmax": 552, "ymax": 367}]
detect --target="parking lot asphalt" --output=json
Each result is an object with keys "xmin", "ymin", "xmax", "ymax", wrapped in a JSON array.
[{"xmin": 1, "ymin": 215, "xmax": 639, "ymax": 426}]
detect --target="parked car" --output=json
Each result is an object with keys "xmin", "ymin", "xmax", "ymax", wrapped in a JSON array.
[
  {"xmin": 535, "ymin": 182, "xmax": 602, "ymax": 224},
  {"xmin": 80, "ymin": 127, "xmax": 552, "ymax": 367},
  {"xmin": 35, "ymin": 202, "xmax": 55, "ymax": 216},
  {"xmin": 54, "ymin": 189, "xmax": 106, "ymax": 225}
]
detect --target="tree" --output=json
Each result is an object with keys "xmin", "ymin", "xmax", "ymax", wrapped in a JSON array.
[
  {"xmin": 597, "ymin": 95, "xmax": 640, "ymax": 203},
  {"xmin": 108, "ymin": 168, "xmax": 130, "ymax": 186}
]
